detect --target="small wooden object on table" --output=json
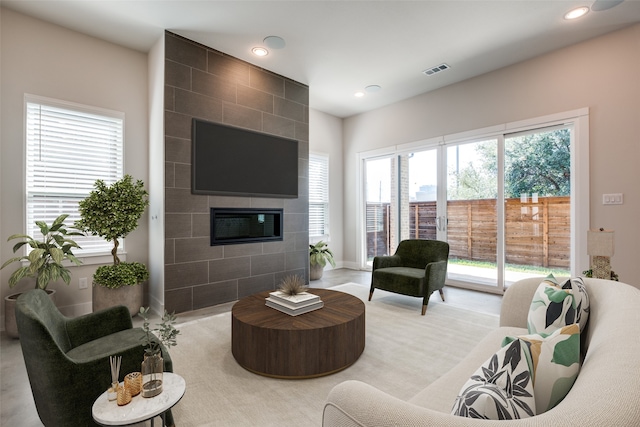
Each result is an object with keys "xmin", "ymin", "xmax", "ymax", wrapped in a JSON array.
[
  {"xmin": 92, "ymin": 372, "xmax": 185, "ymax": 427},
  {"xmin": 232, "ymin": 288, "xmax": 365, "ymax": 378}
]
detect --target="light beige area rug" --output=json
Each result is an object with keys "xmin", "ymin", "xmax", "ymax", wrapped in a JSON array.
[{"xmin": 169, "ymin": 283, "xmax": 499, "ymax": 426}]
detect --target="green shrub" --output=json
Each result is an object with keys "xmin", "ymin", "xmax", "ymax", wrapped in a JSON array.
[{"xmin": 93, "ymin": 262, "xmax": 149, "ymax": 289}]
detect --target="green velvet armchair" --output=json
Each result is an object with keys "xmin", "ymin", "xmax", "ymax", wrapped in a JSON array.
[
  {"xmin": 369, "ymin": 239, "xmax": 450, "ymax": 315},
  {"xmin": 15, "ymin": 289, "xmax": 174, "ymax": 427}
]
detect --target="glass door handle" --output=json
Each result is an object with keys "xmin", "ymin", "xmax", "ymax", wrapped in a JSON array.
[{"xmin": 436, "ymin": 216, "xmax": 447, "ymax": 232}]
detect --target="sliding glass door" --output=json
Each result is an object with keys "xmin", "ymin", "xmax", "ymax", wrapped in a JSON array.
[
  {"xmin": 503, "ymin": 126, "xmax": 571, "ymax": 285},
  {"xmin": 360, "ymin": 110, "xmax": 585, "ymax": 291},
  {"xmin": 364, "ymin": 156, "xmax": 395, "ymax": 264},
  {"xmin": 445, "ymin": 139, "xmax": 500, "ymax": 289},
  {"xmin": 363, "ymin": 148, "xmax": 440, "ymax": 265},
  {"xmin": 444, "ymin": 127, "xmax": 572, "ymax": 290}
]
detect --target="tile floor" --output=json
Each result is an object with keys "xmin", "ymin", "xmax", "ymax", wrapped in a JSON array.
[{"xmin": 0, "ymin": 268, "xmax": 502, "ymax": 426}]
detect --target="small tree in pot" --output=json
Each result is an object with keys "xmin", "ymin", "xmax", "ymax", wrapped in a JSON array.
[
  {"xmin": 1, "ymin": 214, "xmax": 83, "ymax": 337},
  {"xmin": 309, "ymin": 241, "xmax": 336, "ymax": 280},
  {"xmin": 75, "ymin": 175, "xmax": 149, "ymax": 315}
]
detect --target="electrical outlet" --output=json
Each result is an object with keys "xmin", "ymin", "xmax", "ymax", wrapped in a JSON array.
[
  {"xmin": 602, "ymin": 193, "xmax": 623, "ymax": 205},
  {"xmin": 79, "ymin": 277, "xmax": 88, "ymax": 289}
]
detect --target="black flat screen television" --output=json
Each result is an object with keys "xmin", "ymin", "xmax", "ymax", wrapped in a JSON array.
[{"xmin": 191, "ymin": 119, "xmax": 299, "ymax": 198}]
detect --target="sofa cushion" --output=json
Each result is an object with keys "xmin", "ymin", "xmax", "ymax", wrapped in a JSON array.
[
  {"xmin": 527, "ymin": 275, "xmax": 589, "ymax": 335},
  {"xmin": 451, "ymin": 338, "xmax": 536, "ymax": 419},
  {"xmin": 503, "ymin": 323, "xmax": 580, "ymax": 414},
  {"xmin": 410, "ymin": 326, "xmax": 526, "ymax": 412}
]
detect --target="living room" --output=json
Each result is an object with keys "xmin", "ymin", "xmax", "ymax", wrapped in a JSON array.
[
  {"xmin": 2, "ymin": 4, "xmax": 639, "ymax": 319},
  {"xmin": 1, "ymin": 2, "xmax": 639, "ymax": 426}
]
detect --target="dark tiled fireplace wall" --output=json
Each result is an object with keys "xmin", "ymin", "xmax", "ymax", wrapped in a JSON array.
[{"xmin": 163, "ymin": 32, "xmax": 310, "ymax": 313}]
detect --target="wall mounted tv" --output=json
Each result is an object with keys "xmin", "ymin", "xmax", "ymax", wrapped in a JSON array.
[{"xmin": 191, "ymin": 119, "xmax": 299, "ymax": 198}]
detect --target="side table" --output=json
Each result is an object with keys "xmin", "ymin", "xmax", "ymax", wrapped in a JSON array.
[{"xmin": 92, "ymin": 372, "xmax": 185, "ymax": 427}]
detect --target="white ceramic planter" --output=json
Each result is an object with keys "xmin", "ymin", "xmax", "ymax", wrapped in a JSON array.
[
  {"xmin": 310, "ymin": 263, "xmax": 324, "ymax": 281},
  {"xmin": 92, "ymin": 283, "xmax": 143, "ymax": 316}
]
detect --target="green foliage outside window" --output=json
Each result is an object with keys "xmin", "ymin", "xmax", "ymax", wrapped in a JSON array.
[{"xmin": 448, "ymin": 129, "xmax": 570, "ymax": 200}]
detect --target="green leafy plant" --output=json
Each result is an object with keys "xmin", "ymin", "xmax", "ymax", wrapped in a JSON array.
[
  {"xmin": 139, "ymin": 307, "xmax": 180, "ymax": 356},
  {"xmin": 75, "ymin": 175, "xmax": 149, "ymax": 264},
  {"xmin": 309, "ymin": 241, "xmax": 336, "ymax": 268},
  {"xmin": 93, "ymin": 262, "xmax": 149, "ymax": 289},
  {"xmin": 75, "ymin": 175, "xmax": 149, "ymax": 288},
  {"xmin": 1, "ymin": 214, "xmax": 83, "ymax": 289}
]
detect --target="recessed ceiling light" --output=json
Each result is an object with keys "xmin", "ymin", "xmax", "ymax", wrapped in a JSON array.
[
  {"xmin": 591, "ymin": 0, "xmax": 624, "ymax": 12},
  {"xmin": 252, "ymin": 47, "xmax": 268, "ymax": 56},
  {"xmin": 354, "ymin": 91, "xmax": 365, "ymax": 98},
  {"xmin": 263, "ymin": 36, "xmax": 286, "ymax": 49},
  {"xmin": 365, "ymin": 85, "xmax": 382, "ymax": 93},
  {"xmin": 564, "ymin": 6, "xmax": 589, "ymax": 20}
]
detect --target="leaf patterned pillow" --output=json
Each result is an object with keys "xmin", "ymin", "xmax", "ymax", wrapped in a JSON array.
[
  {"xmin": 527, "ymin": 275, "xmax": 589, "ymax": 335},
  {"xmin": 503, "ymin": 323, "xmax": 580, "ymax": 414},
  {"xmin": 451, "ymin": 339, "xmax": 536, "ymax": 420}
]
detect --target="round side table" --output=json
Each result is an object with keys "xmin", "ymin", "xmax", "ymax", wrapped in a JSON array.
[{"xmin": 92, "ymin": 372, "xmax": 185, "ymax": 427}]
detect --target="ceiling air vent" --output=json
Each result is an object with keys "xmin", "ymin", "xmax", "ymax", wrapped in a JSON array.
[{"xmin": 422, "ymin": 63, "xmax": 450, "ymax": 76}]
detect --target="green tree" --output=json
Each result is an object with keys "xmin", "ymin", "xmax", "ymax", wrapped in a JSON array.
[
  {"xmin": 504, "ymin": 129, "xmax": 570, "ymax": 197},
  {"xmin": 448, "ymin": 141, "xmax": 497, "ymax": 200},
  {"xmin": 449, "ymin": 129, "xmax": 570, "ymax": 200},
  {"xmin": 75, "ymin": 175, "xmax": 149, "ymax": 265}
]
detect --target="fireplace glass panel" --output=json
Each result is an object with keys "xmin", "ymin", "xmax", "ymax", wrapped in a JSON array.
[{"xmin": 211, "ymin": 208, "xmax": 283, "ymax": 245}]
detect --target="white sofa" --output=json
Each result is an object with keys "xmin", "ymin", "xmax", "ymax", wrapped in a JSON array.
[{"xmin": 323, "ymin": 277, "xmax": 640, "ymax": 426}]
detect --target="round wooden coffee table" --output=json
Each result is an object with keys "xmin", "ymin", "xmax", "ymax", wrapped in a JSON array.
[{"xmin": 231, "ymin": 288, "xmax": 365, "ymax": 378}]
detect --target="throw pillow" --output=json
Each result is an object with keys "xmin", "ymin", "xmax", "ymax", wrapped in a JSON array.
[
  {"xmin": 503, "ymin": 323, "xmax": 580, "ymax": 414},
  {"xmin": 527, "ymin": 275, "xmax": 589, "ymax": 335},
  {"xmin": 451, "ymin": 339, "xmax": 536, "ymax": 420}
]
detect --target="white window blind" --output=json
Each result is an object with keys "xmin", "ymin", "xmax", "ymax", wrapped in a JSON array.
[
  {"xmin": 25, "ymin": 96, "xmax": 124, "ymax": 255},
  {"xmin": 309, "ymin": 153, "xmax": 329, "ymax": 239}
]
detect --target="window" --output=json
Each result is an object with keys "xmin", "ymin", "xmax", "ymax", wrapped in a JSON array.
[
  {"xmin": 25, "ymin": 95, "xmax": 124, "ymax": 256},
  {"xmin": 309, "ymin": 153, "xmax": 329, "ymax": 240},
  {"xmin": 358, "ymin": 108, "xmax": 589, "ymax": 291}
]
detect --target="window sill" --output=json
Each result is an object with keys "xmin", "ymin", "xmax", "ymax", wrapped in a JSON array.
[
  {"xmin": 74, "ymin": 252, "xmax": 127, "ymax": 266},
  {"xmin": 20, "ymin": 252, "xmax": 127, "ymax": 268}
]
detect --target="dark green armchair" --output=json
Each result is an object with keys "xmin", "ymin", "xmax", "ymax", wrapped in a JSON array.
[
  {"xmin": 369, "ymin": 239, "xmax": 450, "ymax": 315},
  {"xmin": 15, "ymin": 289, "xmax": 174, "ymax": 427}
]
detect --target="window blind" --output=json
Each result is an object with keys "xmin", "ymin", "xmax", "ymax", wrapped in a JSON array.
[
  {"xmin": 309, "ymin": 154, "xmax": 329, "ymax": 239},
  {"xmin": 25, "ymin": 97, "xmax": 124, "ymax": 255}
]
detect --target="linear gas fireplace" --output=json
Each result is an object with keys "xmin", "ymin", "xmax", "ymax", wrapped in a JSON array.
[{"xmin": 210, "ymin": 208, "xmax": 283, "ymax": 246}]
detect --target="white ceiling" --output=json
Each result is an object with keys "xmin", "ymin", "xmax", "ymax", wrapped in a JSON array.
[{"xmin": 3, "ymin": 0, "xmax": 639, "ymax": 118}]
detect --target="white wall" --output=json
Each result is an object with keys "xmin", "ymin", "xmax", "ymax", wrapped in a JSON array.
[
  {"xmin": 342, "ymin": 24, "xmax": 640, "ymax": 285},
  {"xmin": 0, "ymin": 8, "xmax": 150, "ymax": 320},
  {"xmin": 148, "ymin": 35, "xmax": 165, "ymax": 315},
  {"xmin": 309, "ymin": 109, "xmax": 345, "ymax": 269}
]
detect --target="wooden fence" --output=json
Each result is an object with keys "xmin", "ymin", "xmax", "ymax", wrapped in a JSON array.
[{"xmin": 367, "ymin": 196, "xmax": 570, "ymax": 269}]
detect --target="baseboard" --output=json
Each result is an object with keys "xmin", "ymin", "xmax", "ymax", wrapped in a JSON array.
[{"xmin": 339, "ymin": 261, "xmax": 361, "ymax": 270}]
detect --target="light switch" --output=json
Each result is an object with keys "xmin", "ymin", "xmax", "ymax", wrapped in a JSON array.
[{"xmin": 602, "ymin": 193, "xmax": 623, "ymax": 205}]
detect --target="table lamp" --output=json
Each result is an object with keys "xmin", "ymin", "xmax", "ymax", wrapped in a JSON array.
[{"xmin": 587, "ymin": 228, "xmax": 614, "ymax": 279}]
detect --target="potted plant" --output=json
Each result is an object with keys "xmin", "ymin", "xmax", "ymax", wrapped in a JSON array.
[
  {"xmin": 75, "ymin": 175, "xmax": 149, "ymax": 315},
  {"xmin": 1, "ymin": 214, "xmax": 83, "ymax": 337},
  {"xmin": 309, "ymin": 240, "xmax": 336, "ymax": 280},
  {"xmin": 139, "ymin": 307, "xmax": 179, "ymax": 397}
]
